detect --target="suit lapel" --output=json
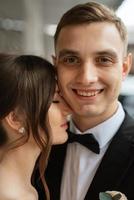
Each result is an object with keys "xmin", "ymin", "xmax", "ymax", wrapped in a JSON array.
[{"xmin": 85, "ymin": 113, "xmax": 134, "ymax": 199}]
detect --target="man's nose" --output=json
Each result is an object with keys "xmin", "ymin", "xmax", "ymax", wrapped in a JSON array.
[{"xmin": 76, "ymin": 62, "xmax": 98, "ymax": 84}]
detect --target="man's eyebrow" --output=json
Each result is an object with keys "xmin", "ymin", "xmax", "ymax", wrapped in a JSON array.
[
  {"xmin": 58, "ymin": 49, "xmax": 79, "ymax": 58},
  {"xmin": 58, "ymin": 49, "xmax": 118, "ymax": 60},
  {"xmin": 95, "ymin": 50, "xmax": 118, "ymax": 58}
]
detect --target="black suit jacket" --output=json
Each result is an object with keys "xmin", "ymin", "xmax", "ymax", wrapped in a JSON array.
[{"xmin": 34, "ymin": 113, "xmax": 134, "ymax": 200}]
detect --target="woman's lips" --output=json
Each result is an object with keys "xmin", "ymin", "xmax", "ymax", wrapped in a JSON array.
[{"xmin": 60, "ymin": 122, "xmax": 68, "ymax": 128}]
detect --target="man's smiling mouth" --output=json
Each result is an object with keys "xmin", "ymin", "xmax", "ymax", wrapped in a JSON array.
[{"xmin": 72, "ymin": 89, "xmax": 103, "ymax": 97}]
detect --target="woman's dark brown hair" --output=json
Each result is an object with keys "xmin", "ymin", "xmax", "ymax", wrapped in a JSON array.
[{"xmin": 0, "ymin": 53, "xmax": 56, "ymax": 199}]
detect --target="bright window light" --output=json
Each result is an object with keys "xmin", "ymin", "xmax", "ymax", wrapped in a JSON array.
[
  {"xmin": 116, "ymin": 0, "xmax": 134, "ymax": 27},
  {"xmin": 43, "ymin": 24, "xmax": 57, "ymax": 36}
]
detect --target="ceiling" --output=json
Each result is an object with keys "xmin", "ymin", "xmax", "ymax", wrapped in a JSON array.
[
  {"xmin": 0, "ymin": 0, "xmax": 124, "ymax": 25},
  {"xmin": 0, "ymin": 0, "xmax": 128, "ymax": 58}
]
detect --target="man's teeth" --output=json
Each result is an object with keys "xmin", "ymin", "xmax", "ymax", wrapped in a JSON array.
[{"xmin": 76, "ymin": 90, "xmax": 99, "ymax": 97}]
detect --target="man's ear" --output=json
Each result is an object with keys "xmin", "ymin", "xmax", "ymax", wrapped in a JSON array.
[
  {"xmin": 5, "ymin": 111, "xmax": 22, "ymax": 132},
  {"xmin": 122, "ymin": 53, "xmax": 132, "ymax": 80},
  {"xmin": 52, "ymin": 55, "xmax": 57, "ymax": 67}
]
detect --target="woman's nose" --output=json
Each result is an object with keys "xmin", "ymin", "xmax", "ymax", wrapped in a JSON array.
[
  {"xmin": 60, "ymin": 97, "xmax": 72, "ymax": 116},
  {"xmin": 62, "ymin": 103, "xmax": 72, "ymax": 116}
]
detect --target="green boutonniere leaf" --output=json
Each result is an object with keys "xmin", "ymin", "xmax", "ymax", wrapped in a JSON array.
[{"xmin": 99, "ymin": 192, "xmax": 113, "ymax": 200}]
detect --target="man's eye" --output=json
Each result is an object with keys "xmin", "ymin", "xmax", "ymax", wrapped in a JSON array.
[
  {"xmin": 62, "ymin": 56, "xmax": 79, "ymax": 64},
  {"xmin": 100, "ymin": 57, "xmax": 111, "ymax": 62},
  {"xmin": 96, "ymin": 57, "xmax": 113, "ymax": 65}
]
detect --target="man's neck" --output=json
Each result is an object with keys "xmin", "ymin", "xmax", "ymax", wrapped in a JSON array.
[{"xmin": 72, "ymin": 105, "xmax": 119, "ymax": 132}]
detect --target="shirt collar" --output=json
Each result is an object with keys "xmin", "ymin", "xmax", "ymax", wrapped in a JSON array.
[{"xmin": 70, "ymin": 102, "xmax": 125, "ymax": 149}]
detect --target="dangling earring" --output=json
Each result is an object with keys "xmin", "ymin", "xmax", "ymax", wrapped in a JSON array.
[{"xmin": 18, "ymin": 127, "xmax": 25, "ymax": 134}]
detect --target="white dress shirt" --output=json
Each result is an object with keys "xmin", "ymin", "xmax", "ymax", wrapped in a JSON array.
[{"xmin": 60, "ymin": 102, "xmax": 125, "ymax": 200}]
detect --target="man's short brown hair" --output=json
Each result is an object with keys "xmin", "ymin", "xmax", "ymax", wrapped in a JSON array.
[{"xmin": 54, "ymin": 2, "xmax": 127, "ymax": 52}]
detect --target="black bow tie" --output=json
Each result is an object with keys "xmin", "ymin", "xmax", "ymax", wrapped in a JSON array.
[{"xmin": 68, "ymin": 131, "xmax": 100, "ymax": 154}]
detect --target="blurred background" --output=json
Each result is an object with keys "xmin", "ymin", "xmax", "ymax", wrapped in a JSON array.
[{"xmin": 0, "ymin": 0, "xmax": 134, "ymax": 116}]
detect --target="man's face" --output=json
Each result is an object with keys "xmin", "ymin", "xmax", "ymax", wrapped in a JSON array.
[{"xmin": 54, "ymin": 22, "xmax": 131, "ymax": 129}]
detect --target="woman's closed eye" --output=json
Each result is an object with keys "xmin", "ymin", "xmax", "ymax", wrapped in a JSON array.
[{"xmin": 52, "ymin": 100, "xmax": 60, "ymax": 104}]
